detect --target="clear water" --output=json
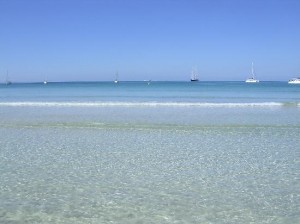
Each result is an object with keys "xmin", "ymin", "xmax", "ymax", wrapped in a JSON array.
[{"xmin": 0, "ymin": 81, "xmax": 299, "ymax": 223}]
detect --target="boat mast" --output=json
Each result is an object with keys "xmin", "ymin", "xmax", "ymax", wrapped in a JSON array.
[
  {"xmin": 191, "ymin": 66, "xmax": 198, "ymax": 80},
  {"xmin": 6, "ymin": 70, "xmax": 10, "ymax": 85},
  {"xmin": 114, "ymin": 71, "xmax": 118, "ymax": 83},
  {"xmin": 251, "ymin": 62, "xmax": 254, "ymax": 79},
  {"xmin": 191, "ymin": 68, "xmax": 194, "ymax": 80}
]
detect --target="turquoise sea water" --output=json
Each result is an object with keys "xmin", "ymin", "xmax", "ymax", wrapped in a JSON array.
[{"xmin": 0, "ymin": 81, "xmax": 299, "ymax": 223}]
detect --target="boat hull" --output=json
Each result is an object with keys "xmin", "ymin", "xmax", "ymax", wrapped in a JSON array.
[
  {"xmin": 245, "ymin": 79, "xmax": 259, "ymax": 83},
  {"xmin": 288, "ymin": 78, "xmax": 300, "ymax": 84}
]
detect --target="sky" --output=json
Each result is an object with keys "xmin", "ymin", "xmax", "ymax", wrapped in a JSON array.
[{"xmin": 0, "ymin": 0, "xmax": 300, "ymax": 82}]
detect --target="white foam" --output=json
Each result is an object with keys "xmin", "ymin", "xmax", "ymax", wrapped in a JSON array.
[{"xmin": 0, "ymin": 101, "xmax": 296, "ymax": 108}]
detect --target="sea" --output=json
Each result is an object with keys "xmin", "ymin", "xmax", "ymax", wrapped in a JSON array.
[{"xmin": 0, "ymin": 81, "xmax": 299, "ymax": 224}]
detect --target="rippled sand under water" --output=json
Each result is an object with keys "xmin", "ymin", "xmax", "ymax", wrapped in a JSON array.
[{"xmin": 0, "ymin": 118, "xmax": 299, "ymax": 223}]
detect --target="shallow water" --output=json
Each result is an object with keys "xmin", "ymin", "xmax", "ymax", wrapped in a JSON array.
[{"xmin": 0, "ymin": 82, "xmax": 299, "ymax": 223}]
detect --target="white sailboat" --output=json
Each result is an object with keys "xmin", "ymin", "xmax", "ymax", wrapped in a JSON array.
[
  {"xmin": 245, "ymin": 62, "xmax": 259, "ymax": 83},
  {"xmin": 288, "ymin": 77, "xmax": 300, "ymax": 84},
  {"xmin": 190, "ymin": 67, "xmax": 199, "ymax": 82},
  {"xmin": 114, "ymin": 72, "xmax": 119, "ymax": 83}
]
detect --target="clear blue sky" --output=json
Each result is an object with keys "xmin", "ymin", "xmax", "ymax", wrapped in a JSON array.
[{"xmin": 1, "ymin": 0, "xmax": 300, "ymax": 82}]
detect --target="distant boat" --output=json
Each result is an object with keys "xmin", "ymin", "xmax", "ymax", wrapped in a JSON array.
[
  {"xmin": 190, "ymin": 67, "xmax": 199, "ymax": 82},
  {"xmin": 5, "ymin": 71, "xmax": 12, "ymax": 85},
  {"xmin": 114, "ymin": 72, "xmax": 119, "ymax": 83},
  {"xmin": 288, "ymin": 77, "xmax": 300, "ymax": 84},
  {"xmin": 245, "ymin": 62, "xmax": 259, "ymax": 83},
  {"xmin": 43, "ymin": 77, "xmax": 48, "ymax": 84}
]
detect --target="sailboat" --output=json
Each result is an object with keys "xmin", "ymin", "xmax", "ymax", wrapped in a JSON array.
[
  {"xmin": 114, "ymin": 72, "xmax": 119, "ymax": 83},
  {"xmin": 245, "ymin": 62, "xmax": 259, "ymax": 83},
  {"xmin": 43, "ymin": 76, "xmax": 48, "ymax": 84},
  {"xmin": 5, "ymin": 71, "xmax": 12, "ymax": 85},
  {"xmin": 190, "ymin": 67, "xmax": 199, "ymax": 82}
]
